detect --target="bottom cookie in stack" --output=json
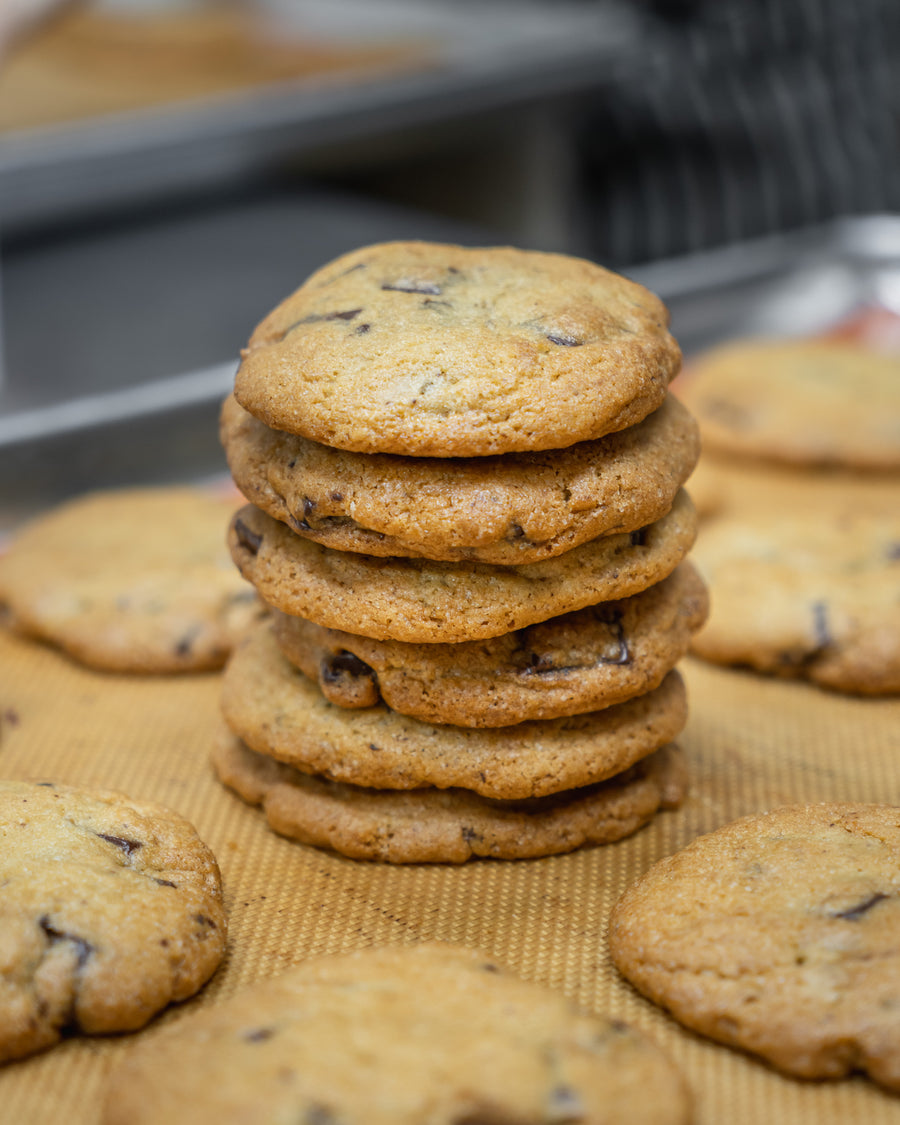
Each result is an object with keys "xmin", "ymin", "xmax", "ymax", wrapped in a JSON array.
[{"xmin": 214, "ymin": 561, "xmax": 706, "ymax": 863}]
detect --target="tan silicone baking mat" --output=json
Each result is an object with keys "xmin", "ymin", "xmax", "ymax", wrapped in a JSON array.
[{"xmin": 1, "ymin": 624, "xmax": 899, "ymax": 1124}]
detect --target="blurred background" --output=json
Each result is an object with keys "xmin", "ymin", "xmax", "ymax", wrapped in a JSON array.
[{"xmin": 1, "ymin": 0, "xmax": 898, "ymax": 528}]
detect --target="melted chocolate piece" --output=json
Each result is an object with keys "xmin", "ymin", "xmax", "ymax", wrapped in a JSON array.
[
  {"xmin": 279, "ymin": 308, "xmax": 363, "ymax": 340},
  {"xmin": 832, "ymin": 892, "xmax": 889, "ymax": 921},
  {"xmin": 321, "ymin": 651, "xmax": 374, "ymax": 683},
  {"xmin": 382, "ymin": 280, "xmax": 442, "ymax": 295},
  {"xmin": 39, "ymin": 916, "xmax": 94, "ymax": 968},
  {"xmin": 97, "ymin": 833, "xmax": 143, "ymax": 857},
  {"xmin": 234, "ymin": 518, "xmax": 263, "ymax": 555},
  {"xmin": 629, "ymin": 526, "xmax": 649, "ymax": 546},
  {"xmin": 546, "ymin": 333, "xmax": 583, "ymax": 347}
]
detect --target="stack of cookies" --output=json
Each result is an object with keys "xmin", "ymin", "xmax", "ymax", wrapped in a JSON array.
[{"xmin": 214, "ymin": 241, "xmax": 707, "ymax": 863}]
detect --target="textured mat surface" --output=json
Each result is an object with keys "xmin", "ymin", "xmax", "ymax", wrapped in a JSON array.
[{"xmin": 1, "ymin": 624, "xmax": 898, "ymax": 1124}]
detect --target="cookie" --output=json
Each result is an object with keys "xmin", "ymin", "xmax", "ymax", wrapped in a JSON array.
[
  {"xmin": 104, "ymin": 943, "xmax": 691, "ymax": 1125},
  {"xmin": 609, "ymin": 803, "xmax": 900, "ymax": 1091},
  {"xmin": 234, "ymin": 241, "xmax": 681, "ymax": 457},
  {"xmin": 221, "ymin": 392, "xmax": 699, "ymax": 564},
  {"xmin": 0, "ymin": 779, "xmax": 226, "ymax": 1063},
  {"xmin": 213, "ymin": 731, "xmax": 687, "ymax": 863},
  {"xmin": 272, "ymin": 562, "xmax": 708, "ymax": 726},
  {"xmin": 221, "ymin": 621, "xmax": 687, "ymax": 799},
  {"xmin": 228, "ymin": 489, "xmax": 697, "ymax": 643},
  {"xmin": 0, "ymin": 487, "xmax": 263, "ymax": 673},
  {"xmin": 677, "ymin": 338, "xmax": 900, "ymax": 469},
  {"xmin": 689, "ymin": 499, "xmax": 900, "ymax": 694}
]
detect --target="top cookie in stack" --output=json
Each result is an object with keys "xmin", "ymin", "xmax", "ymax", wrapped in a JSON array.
[{"xmin": 217, "ymin": 241, "xmax": 705, "ymax": 863}]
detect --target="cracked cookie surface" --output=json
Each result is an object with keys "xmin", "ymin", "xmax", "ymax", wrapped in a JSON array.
[
  {"xmin": 677, "ymin": 338, "xmax": 900, "ymax": 469},
  {"xmin": 0, "ymin": 779, "xmax": 226, "ymax": 1063},
  {"xmin": 221, "ymin": 392, "xmax": 699, "ymax": 564},
  {"xmin": 104, "ymin": 942, "xmax": 691, "ymax": 1125},
  {"xmin": 609, "ymin": 803, "xmax": 900, "ymax": 1091},
  {"xmin": 234, "ymin": 241, "xmax": 681, "ymax": 457},
  {"xmin": 273, "ymin": 563, "xmax": 708, "ymax": 726},
  {"xmin": 0, "ymin": 488, "xmax": 263, "ymax": 673},
  {"xmin": 213, "ymin": 731, "xmax": 687, "ymax": 863},
  {"xmin": 689, "ymin": 500, "xmax": 900, "ymax": 694},
  {"xmin": 228, "ymin": 490, "xmax": 697, "ymax": 643},
  {"xmin": 221, "ymin": 620, "xmax": 687, "ymax": 799}
]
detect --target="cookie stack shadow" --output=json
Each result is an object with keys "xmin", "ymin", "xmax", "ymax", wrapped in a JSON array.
[{"xmin": 213, "ymin": 241, "xmax": 708, "ymax": 863}]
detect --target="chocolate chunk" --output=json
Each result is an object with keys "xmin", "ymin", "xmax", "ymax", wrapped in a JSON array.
[
  {"xmin": 354, "ymin": 323, "xmax": 371, "ymax": 335},
  {"xmin": 461, "ymin": 827, "xmax": 482, "ymax": 843},
  {"xmin": 244, "ymin": 1027, "xmax": 276, "ymax": 1043},
  {"xmin": 234, "ymin": 518, "xmax": 263, "ymax": 555},
  {"xmin": 508, "ymin": 522, "xmax": 526, "ymax": 540},
  {"xmin": 481, "ymin": 962, "xmax": 500, "ymax": 973},
  {"xmin": 546, "ymin": 333, "xmax": 583, "ymax": 347},
  {"xmin": 381, "ymin": 280, "xmax": 442, "ymax": 295},
  {"xmin": 39, "ymin": 916, "xmax": 94, "ymax": 968},
  {"xmin": 330, "ymin": 491, "xmax": 344, "ymax": 503},
  {"xmin": 833, "ymin": 892, "xmax": 889, "ymax": 921},
  {"xmin": 629, "ymin": 527, "xmax": 648, "ymax": 546},
  {"xmin": 154, "ymin": 878, "xmax": 178, "ymax": 889},
  {"xmin": 97, "ymin": 833, "xmax": 143, "ymax": 857},
  {"xmin": 322, "ymin": 651, "xmax": 373, "ymax": 682},
  {"xmin": 193, "ymin": 913, "xmax": 218, "ymax": 930},
  {"xmin": 596, "ymin": 605, "xmax": 631, "ymax": 665},
  {"xmin": 279, "ymin": 308, "xmax": 363, "ymax": 339}
]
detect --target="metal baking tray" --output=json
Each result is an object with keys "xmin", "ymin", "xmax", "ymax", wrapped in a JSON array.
[{"xmin": 1, "ymin": 212, "xmax": 898, "ymax": 535}]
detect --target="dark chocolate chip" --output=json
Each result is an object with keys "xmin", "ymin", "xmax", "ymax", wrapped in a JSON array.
[
  {"xmin": 287, "ymin": 459, "xmax": 297, "ymax": 469},
  {"xmin": 234, "ymin": 518, "xmax": 263, "ymax": 555},
  {"xmin": 629, "ymin": 527, "xmax": 648, "ymax": 546},
  {"xmin": 39, "ymin": 916, "xmax": 94, "ymax": 968},
  {"xmin": 461, "ymin": 827, "xmax": 482, "ymax": 843},
  {"xmin": 321, "ymin": 651, "xmax": 373, "ymax": 684},
  {"xmin": 832, "ymin": 892, "xmax": 889, "ymax": 921},
  {"xmin": 193, "ymin": 913, "xmax": 218, "ymax": 929},
  {"xmin": 354, "ymin": 323, "xmax": 371, "ymax": 335},
  {"xmin": 244, "ymin": 1027, "xmax": 276, "ymax": 1043},
  {"xmin": 546, "ymin": 333, "xmax": 583, "ymax": 347},
  {"xmin": 175, "ymin": 628, "xmax": 200, "ymax": 658},
  {"xmin": 422, "ymin": 297, "xmax": 452, "ymax": 309},
  {"xmin": 35, "ymin": 781, "xmax": 54, "ymax": 788},
  {"xmin": 481, "ymin": 962, "xmax": 500, "ymax": 973},
  {"xmin": 154, "ymin": 878, "xmax": 178, "ymax": 889},
  {"xmin": 97, "ymin": 833, "xmax": 143, "ymax": 857},
  {"xmin": 330, "ymin": 492, "xmax": 344, "ymax": 503},
  {"xmin": 596, "ymin": 604, "xmax": 631, "ymax": 665},
  {"xmin": 279, "ymin": 308, "xmax": 363, "ymax": 339},
  {"xmin": 509, "ymin": 522, "xmax": 526, "ymax": 540},
  {"xmin": 382, "ymin": 280, "xmax": 442, "ymax": 295},
  {"xmin": 303, "ymin": 497, "xmax": 316, "ymax": 519}
]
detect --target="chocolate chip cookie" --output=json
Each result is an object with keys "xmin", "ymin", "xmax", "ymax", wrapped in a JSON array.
[
  {"xmin": 690, "ymin": 498, "xmax": 900, "ymax": 694},
  {"xmin": 213, "ymin": 731, "xmax": 687, "ymax": 863},
  {"xmin": 234, "ymin": 241, "xmax": 681, "ymax": 457},
  {"xmin": 228, "ymin": 489, "xmax": 697, "ymax": 643},
  {"xmin": 221, "ymin": 621, "xmax": 688, "ymax": 799},
  {"xmin": 104, "ymin": 943, "xmax": 691, "ymax": 1125},
  {"xmin": 221, "ymin": 392, "xmax": 699, "ymax": 563},
  {"xmin": 609, "ymin": 803, "xmax": 900, "ymax": 1092},
  {"xmin": 0, "ymin": 488, "xmax": 263, "ymax": 673},
  {"xmin": 1, "ymin": 779, "xmax": 226, "ymax": 1063},
  {"xmin": 272, "ymin": 562, "xmax": 708, "ymax": 726},
  {"xmin": 677, "ymin": 338, "xmax": 900, "ymax": 469}
]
